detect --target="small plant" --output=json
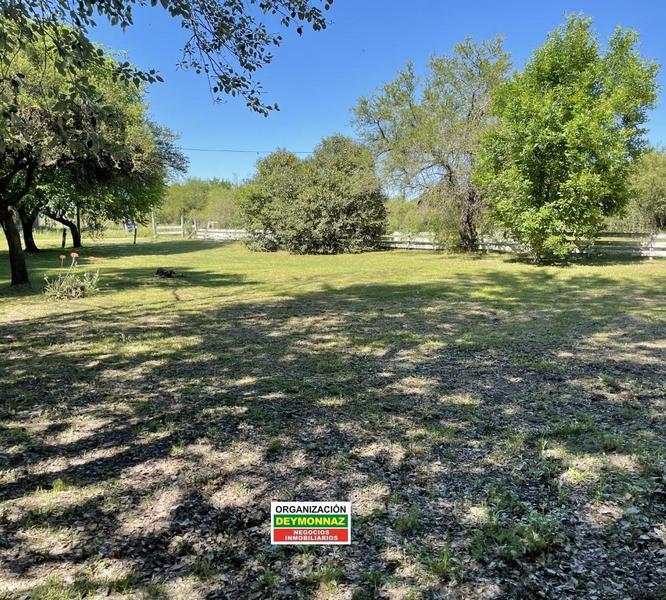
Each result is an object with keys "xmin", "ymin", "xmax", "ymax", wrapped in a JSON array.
[
  {"xmin": 253, "ymin": 568, "xmax": 278, "ymax": 592},
  {"xmin": 169, "ymin": 439, "xmax": 187, "ymax": 456},
  {"xmin": 265, "ymin": 438, "xmax": 284, "ymax": 457},
  {"xmin": 469, "ymin": 485, "xmax": 562, "ymax": 562},
  {"xmin": 44, "ymin": 269, "xmax": 99, "ymax": 300},
  {"xmin": 309, "ymin": 562, "xmax": 344, "ymax": 585},
  {"xmin": 45, "ymin": 251, "xmax": 99, "ymax": 300},
  {"xmin": 363, "ymin": 569, "xmax": 383, "ymax": 593},
  {"xmin": 192, "ymin": 556, "xmax": 213, "ymax": 580},
  {"xmin": 424, "ymin": 543, "xmax": 463, "ymax": 581},
  {"xmin": 51, "ymin": 478, "xmax": 72, "ymax": 493},
  {"xmin": 395, "ymin": 505, "xmax": 421, "ymax": 535}
]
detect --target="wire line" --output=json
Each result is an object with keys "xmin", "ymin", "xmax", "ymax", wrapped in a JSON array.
[{"xmin": 180, "ymin": 147, "xmax": 313, "ymax": 154}]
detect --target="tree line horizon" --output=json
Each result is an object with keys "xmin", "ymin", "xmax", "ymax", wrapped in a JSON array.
[
  {"xmin": 2, "ymin": 7, "xmax": 665, "ymax": 286},
  {"xmin": 161, "ymin": 14, "xmax": 664, "ymax": 255}
]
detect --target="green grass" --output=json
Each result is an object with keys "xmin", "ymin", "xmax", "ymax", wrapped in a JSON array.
[{"xmin": 0, "ymin": 237, "xmax": 665, "ymax": 598}]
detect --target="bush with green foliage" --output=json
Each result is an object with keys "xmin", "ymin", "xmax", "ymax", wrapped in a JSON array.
[
  {"xmin": 626, "ymin": 149, "xmax": 666, "ymax": 231},
  {"xmin": 237, "ymin": 150, "xmax": 303, "ymax": 251},
  {"xmin": 239, "ymin": 136, "xmax": 387, "ymax": 254},
  {"xmin": 475, "ymin": 15, "xmax": 658, "ymax": 260}
]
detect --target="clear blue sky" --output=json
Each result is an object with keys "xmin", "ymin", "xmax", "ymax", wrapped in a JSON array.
[{"xmin": 89, "ymin": 0, "xmax": 666, "ymax": 181}]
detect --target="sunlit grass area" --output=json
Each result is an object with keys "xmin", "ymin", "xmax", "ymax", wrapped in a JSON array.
[{"xmin": 1, "ymin": 238, "xmax": 665, "ymax": 598}]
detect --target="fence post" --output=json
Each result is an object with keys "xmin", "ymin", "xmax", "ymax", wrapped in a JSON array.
[
  {"xmin": 151, "ymin": 209, "xmax": 157, "ymax": 238},
  {"xmin": 180, "ymin": 212, "xmax": 185, "ymax": 239}
]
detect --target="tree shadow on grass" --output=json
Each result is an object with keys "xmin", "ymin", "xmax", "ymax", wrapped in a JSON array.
[
  {"xmin": 0, "ymin": 268, "xmax": 254, "ymax": 302},
  {"xmin": 0, "ymin": 240, "xmax": 243, "ymax": 295},
  {"xmin": 98, "ymin": 267, "xmax": 254, "ymax": 293},
  {"xmin": 502, "ymin": 252, "xmax": 659, "ymax": 268},
  {"xmin": 0, "ymin": 268, "xmax": 664, "ymax": 598}
]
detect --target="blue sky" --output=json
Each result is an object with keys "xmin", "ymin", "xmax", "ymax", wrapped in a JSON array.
[{"xmin": 89, "ymin": 0, "xmax": 666, "ymax": 181}]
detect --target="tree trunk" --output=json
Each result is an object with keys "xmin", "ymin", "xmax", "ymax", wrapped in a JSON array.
[
  {"xmin": 18, "ymin": 206, "xmax": 40, "ymax": 253},
  {"xmin": 0, "ymin": 204, "xmax": 30, "ymax": 286},
  {"xmin": 70, "ymin": 221, "xmax": 82, "ymax": 248},
  {"xmin": 45, "ymin": 211, "xmax": 81, "ymax": 248},
  {"xmin": 458, "ymin": 189, "xmax": 480, "ymax": 252}
]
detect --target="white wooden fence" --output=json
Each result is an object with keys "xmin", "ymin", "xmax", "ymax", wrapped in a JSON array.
[
  {"xmin": 193, "ymin": 228, "xmax": 250, "ymax": 241},
  {"xmin": 381, "ymin": 231, "xmax": 666, "ymax": 258},
  {"xmin": 154, "ymin": 223, "xmax": 249, "ymax": 241},
  {"xmin": 155, "ymin": 225, "xmax": 185, "ymax": 236},
  {"xmin": 588, "ymin": 232, "xmax": 666, "ymax": 258},
  {"xmin": 380, "ymin": 232, "xmax": 526, "ymax": 252},
  {"xmin": 154, "ymin": 225, "xmax": 666, "ymax": 258}
]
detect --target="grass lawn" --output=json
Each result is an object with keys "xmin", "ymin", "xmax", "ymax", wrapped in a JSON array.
[{"xmin": 1, "ymin": 238, "xmax": 665, "ymax": 599}]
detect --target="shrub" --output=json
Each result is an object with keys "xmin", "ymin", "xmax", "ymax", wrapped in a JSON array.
[
  {"xmin": 240, "ymin": 136, "xmax": 387, "ymax": 254},
  {"xmin": 44, "ymin": 270, "xmax": 100, "ymax": 300}
]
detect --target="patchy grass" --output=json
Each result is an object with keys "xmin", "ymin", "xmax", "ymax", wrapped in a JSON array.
[{"xmin": 1, "ymin": 238, "xmax": 665, "ymax": 598}]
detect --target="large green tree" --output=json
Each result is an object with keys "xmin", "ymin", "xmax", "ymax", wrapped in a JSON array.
[
  {"xmin": 353, "ymin": 37, "xmax": 510, "ymax": 251},
  {"xmin": 21, "ymin": 122, "xmax": 187, "ymax": 250},
  {"xmin": 0, "ymin": 22, "xmax": 173, "ymax": 284},
  {"xmin": 475, "ymin": 15, "xmax": 659, "ymax": 260}
]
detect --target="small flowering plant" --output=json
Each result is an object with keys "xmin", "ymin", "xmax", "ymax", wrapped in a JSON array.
[{"xmin": 45, "ymin": 250, "xmax": 99, "ymax": 300}]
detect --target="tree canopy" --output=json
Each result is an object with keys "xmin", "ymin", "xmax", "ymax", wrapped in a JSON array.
[
  {"xmin": 353, "ymin": 37, "xmax": 510, "ymax": 250},
  {"xmin": 240, "ymin": 135, "xmax": 387, "ymax": 253},
  {"xmin": 0, "ymin": 22, "xmax": 181, "ymax": 284},
  {"xmin": 161, "ymin": 178, "xmax": 243, "ymax": 228},
  {"xmin": 475, "ymin": 15, "xmax": 659, "ymax": 260},
  {"xmin": 2, "ymin": 0, "xmax": 332, "ymax": 116},
  {"xmin": 627, "ymin": 149, "xmax": 666, "ymax": 231}
]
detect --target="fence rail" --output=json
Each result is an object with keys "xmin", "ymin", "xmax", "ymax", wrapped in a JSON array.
[
  {"xmin": 193, "ymin": 228, "xmax": 250, "ymax": 241},
  {"xmin": 155, "ymin": 225, "xmax": 184, "ymax": 236},
  {"xmin": 380, "ymin": 233, "xmax": 528, "ymax": 253},
  {"xmin": 380, "ymin": 231, "xmax": 666, "ymax": 258},
  {"xmin": 154, "ymin": 226, "xmax": 666, "ymax": 258}
]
